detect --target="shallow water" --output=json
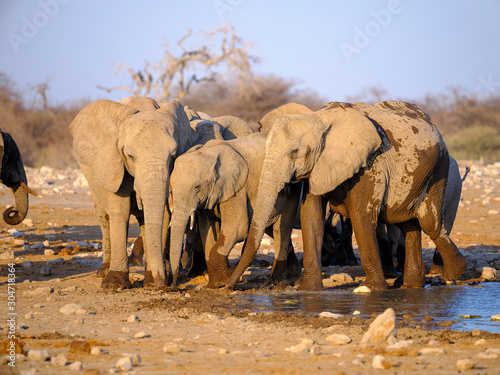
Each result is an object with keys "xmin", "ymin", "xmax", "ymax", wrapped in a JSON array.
[{"xmin": 237, "ymin": 282, "xmax": 500, "ymax": 333}]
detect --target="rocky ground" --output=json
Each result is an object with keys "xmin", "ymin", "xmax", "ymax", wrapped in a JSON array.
[{"xmin": 0, "ymin": 161, "xmax": 499, "ymax": 374}]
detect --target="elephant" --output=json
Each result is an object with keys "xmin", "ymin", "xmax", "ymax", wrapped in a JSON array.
[
  {"xmin": 70, "ymin": 98, "xmax": 193, "ymax": 289},
  {"xmin": 0, "ymin": 130, "xmax": 40, "ymax": 225},
  {"xmin": 118, "ymin": 96, "xmax": 160, "ymax": 111},
  {"xmin": 169, "ymin": 133, "xmax": 302, "ymax": 288},
  {"xmin": 226, "ymin": 100, "xmax": 467, "ymax": 291}
]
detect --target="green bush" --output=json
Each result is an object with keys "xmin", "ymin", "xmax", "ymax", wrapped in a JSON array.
[{"xmin": 445, "ymin": 125, "xmax": 500, "ymax": 163}]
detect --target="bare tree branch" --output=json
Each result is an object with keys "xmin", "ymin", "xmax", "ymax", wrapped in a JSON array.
[{"xmin": 97, "ymin": 24, "xmax": 258, "ymax": 103}]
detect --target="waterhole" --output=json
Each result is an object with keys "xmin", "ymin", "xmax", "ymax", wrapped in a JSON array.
[{"xmin": 236, "ymin": 282, "xmax": 500, "ymax": 333}]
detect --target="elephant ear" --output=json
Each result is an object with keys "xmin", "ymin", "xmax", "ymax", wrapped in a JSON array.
[
  {"xmin": 212, "ymin": 115, "xmax": 254, "ymax": 140},
  {"xmin": 309, "ymin": 108, "xmax": 382, "ymax": 196},
  {"xmin": 69, "ymin": 100, "xmax": 137, "ymax": 193},
  {"xmin": 203, "ymin": 141, "xmax": 248, "ymax": 209},
  {"xmin": 158, "ymin": 100, "xmax": 193, "ymax": 155},
  {"xmin": 259, "ymin": 103, "xmax": 313, "ymax": 133}
]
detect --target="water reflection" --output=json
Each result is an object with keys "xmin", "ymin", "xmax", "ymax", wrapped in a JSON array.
[{"xmin": 237, "ymin": 283, "xmax": 500, "ymax": 333}]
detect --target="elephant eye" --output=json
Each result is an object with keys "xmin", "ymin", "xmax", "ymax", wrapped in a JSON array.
[
  {"xmin": 290, "ymin": 147, "xmax": 299, "ymax": 159},
  {"xmin": 194, "ymin": 184, "xmax": 201, "ymax": 192}
]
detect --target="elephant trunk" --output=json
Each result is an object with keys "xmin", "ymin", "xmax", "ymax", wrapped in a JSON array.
[
  {"xmin": 141, "ymin": 182, "xmax": 169, "ymax": 288},
  {"xmin": 169, "ymin": 209, "xmax": 192, "ymax": 286},
  {"xmin": 3, "ymin": 181, "xmax": 29, "ymax": 226},
  {"xmin": 227, "ymin": 151, "xmax": 288, "ymax": 287}
]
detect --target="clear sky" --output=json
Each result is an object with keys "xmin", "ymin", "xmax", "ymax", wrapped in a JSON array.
[{"xmin": 1, "ymin": 0, "xmax": 499, "ymax": 106}]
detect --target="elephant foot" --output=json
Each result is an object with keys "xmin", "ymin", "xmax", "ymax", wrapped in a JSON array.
[
  {"xmin": 207, "ymin": 267, "xmax": 234, "ymax": 289},
  {"xmin": 207, "ymin": 252, "xmax": 233, "ymax": 289},
  {"xmin": 286, "ymin": 253, "xmax": 302, "ymax": 283},
  {"xmin": 143, "ymin": 271, "xmax": 155, "ymax": 288},
  {"xmin": 361, "ymin": 276, "xmax": 389, "ymax": 291},
  {"xmin": 96, "ymin": 262, "xmax": 110, "ymax": 278},
  {"xmin": 102, "ymin": 271, "xmax": 131, "ymax": 290},
  {"xmin": 442, "ymin": 253, "xmax": 466, "ymax": 282},
  {"xmin": 269, "ymin": 259, "xmax": 287, "ymax": 286},
  {"xmin": 298, "ymin": 275, "xmax": 323, "ymax": 291},
  {"xmin": 402, "ymin": 273, "xmax": 425, "ymax": 288},
  {"xmin": 187, "ymin": 249, "xmax": 208, "ymax": 278}
]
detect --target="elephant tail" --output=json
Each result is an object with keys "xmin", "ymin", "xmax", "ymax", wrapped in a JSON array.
[{"xmin": 461, "ymin": 166, "xmax": 470, "ymax": 183}]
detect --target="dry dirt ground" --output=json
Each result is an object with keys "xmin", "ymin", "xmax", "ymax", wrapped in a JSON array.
[{"xmin": 0, "ymin": 162, "xmax": 499, "ymax": 374}]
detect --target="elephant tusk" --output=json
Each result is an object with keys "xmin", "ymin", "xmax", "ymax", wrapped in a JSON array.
[
  {"xmin": 189, "ymin": 212, "xmax": 195, "ymax": 231},
  {"xmin": 21, "ymin": 182, "xmax": 43, "ymax": 198},
  {"xmin": 136, "ymin": 192, "xmax": 143, "ymax": 211}
]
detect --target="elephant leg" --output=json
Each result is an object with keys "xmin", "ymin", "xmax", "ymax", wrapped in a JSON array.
[
  {"xmin": 206, "ymin": 228, "xmax": 238, "ymax": 289},
  {"xmin": 286, "ymin": 241, "xmax": 302, "ymax": 285},
  {"xmin": 102, "ymin": 197, "xmax": 132, "ymax": 290},
  {"xmin": 341, "ymin": 217, "xmax": 358, "ymax": 266},
  {"xmin": 397, "ymin": 220, "xmax": 425, "ymax": 288},
  {"xmin": 95, "ymin": 207, "xmax": 111, "ymax": 278},
  {"xmin": 350, "ymin": 214, "xmax": 388, "ymax": 291},
  {"xmin": 377, "ymin": 224, "xmax": 398, "ymax": 278},
  {"xmin": 187, "ymin": 230, "xmax": 208, "ymax": 278},
  {"xmin": 298, "ymin": 187, "xmax": 324, "ymax": 291},
  {"xmin": 429, "ymin": 249, "xmax": 444, "ymax": 274}
]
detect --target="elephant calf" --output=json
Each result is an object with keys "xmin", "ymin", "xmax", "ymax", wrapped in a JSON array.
[{"xmin": 169, "ymin": 133, "xmax": 302, "ymax": 288}]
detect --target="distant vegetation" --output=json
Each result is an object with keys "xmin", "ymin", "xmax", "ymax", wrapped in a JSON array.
[{"xmin": 1, "ymin": 71, "xmax": 499, "ymax": 169}]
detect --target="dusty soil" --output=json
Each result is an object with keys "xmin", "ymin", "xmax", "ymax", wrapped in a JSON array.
[{"xmin": 0, "ymin": 162, "xmax": 500, "ymax": 374}]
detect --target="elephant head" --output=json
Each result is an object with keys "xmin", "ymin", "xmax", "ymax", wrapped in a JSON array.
[
  {"xmin": 118, "ymin": 96, "xmax": 160, "ymax": 111},
  {"xmin": 0, "ymin": 131, "xmax": 39, "ymax": 225},
  {"xmin": 169, "ymin": 139, "xmax": 248, "ymax": 285},
  {"xmin": 70, "ymin": 99, "xmax": 192, "ymax": 288},
  {"xmin": 227, "ymin": 104, "xmax": 382, "ymax": 286}
]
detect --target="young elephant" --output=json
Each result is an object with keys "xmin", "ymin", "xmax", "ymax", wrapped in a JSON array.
[
  {"xmin": 227, "ymin": 101, "xmax": 467, "ymax": 291},
  {"xmin": 169, "ymin": 133, "xmax": 302, "ymax": 288}
]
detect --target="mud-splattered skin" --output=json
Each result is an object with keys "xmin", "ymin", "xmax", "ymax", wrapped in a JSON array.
[{"xmin": 228, "ymin": 101, "xmax": 466, "ymax": 291}]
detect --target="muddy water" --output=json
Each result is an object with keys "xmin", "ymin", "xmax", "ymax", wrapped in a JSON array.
[{"xmin": 237, "ymin": 282, "xmax": 500, "ymax": 333}]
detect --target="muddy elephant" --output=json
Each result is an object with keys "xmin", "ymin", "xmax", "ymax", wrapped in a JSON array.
[
  {"xmin": 70, "ymin": 98, "xmax": 193, "ymax": 289},
  {"xmin": 169, "ymin": 133, "xmax": 302, "ymax": 288},
  {"xmin": 226, "ymin": 100, "xmax": 466, "ymax": 291},
  {"xmin": 0, "ymin": 130, "xmax": 39, "ymax": 225}
]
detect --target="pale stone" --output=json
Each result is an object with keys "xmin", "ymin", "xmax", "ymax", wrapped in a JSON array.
[
  {"xmin": 27, "ymin": 350, "xmax": 50, "ymax": 361},
  {"xmin": 127, "ymin": 314, "xmax": 140, "ymax": 322},
  {"xmin": 286, "ymin": 343, "xmax": 309, "ymax": 354},
  {"xmin": 481, "ymin": 267, "xmax": 497, "ymax": 280},
  {"xmin": 420, "ymin": 348, "xmax": 446, "ymax": 355},
  {"xmin": 330, "ymin": 273, "xmax": 354, "ymax": 284},
  {"xmin": 353, "ymin": 285, "xmax": 371, "ymax": 294},
  {"xmin": 490, "ymin": 314, "xmax": 500, "ymax": 321},
  {"xmin": 50, "ymin": 353, "xmax": 67, "ymax": 367},
  {"xmin": 134, "ymin": 332, "xmax": 147, "ymax": 338},
  {"xmin": 326, "ymin": 334, "xmax": 352, "ymax": 345},
  {"xmin": 456, "ymin": 359, "xmax": 476, "ymax": 370},
  {"xmin": 218, "ymin": 348, "xmax": 229, "ymax": 354},
  {"xmin": 372, "ymin": 354, "xmax": 391, "ymax": 369},
  {"xmin": 475, "ymin": 339, "xmax": 486, "ymax": 346},
  {"xmin": 116, "ymin": 357, "xmax": 133, "ymax": 371},
  {"xmin": 361, "ymin": 308, "xmax": 396, "ymax": 345},
  {"xmin": 319, "ymin": 312, "xmax": 344, "ymax": 319},
  {"xmin": 59, "ymin": 303, "xmax": 86, "ymax": 315},
  {"xmin": 163, "ymin": 343, "xmax": 182, "ymax": 354},
  {"xmin": 300, "ymin": 338, "xmax": 315, "ymax": 347},
  {"xmin": 44, "ymin": 249, "xmax": 55, "ymax": 256},
  {"xmin": 91, "ymin": 347, "xmax": 104, "ymax": 355},
  {"xmin": 69, "ymin": 361, "xmax": 83, "ymax": 370}
]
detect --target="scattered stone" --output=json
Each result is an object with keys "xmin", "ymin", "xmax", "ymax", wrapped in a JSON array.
[
  {"xmin": 490, "ymin": 314, "xmax": 500, "ymax": 321},
  {"xmin": 481, "ymin": 267, "xmax": 497, "ymax": 280},
  {"xmin": 90, "ymin": 347, "xmax": 105, "ymax": 355},
  {"xmin": 387, "ymin": 339, "xmax": 413, "ymax": 350},
  {"xmin": 61, "ymin": 286, "xmax": 77, "ymax": 293},
  {"xmin": 14, "ymin": 239, "xmax": 26, "ymax": 246},
  {"xmin": 73, "ymin": 317, "xmax": 84, "ymax": 325},
  {"xmin": 22, "ymin": 261, "xmax": 34, "ymax": 268},
  {"xmin": 300, "ymin": 338, "xmax": 315, "ymax": 348},
  {"xmin": 43, "ymin": 240, "xmax": 50, "ymax": 247},
  {"xmin": 477, "ymin": 352, "xmax": 498, "ymax": 359},
  {"xmin": 0, "ymin": 251, "xmax": 14, "ymax": 260},
  {"xmin": 218, "ymin": 348, "xmax": 229, "ymax": 354},
  {"xmin": 326, "ymin": 334, "xmax": 352, "ymax": 345},
  {"xmin": 372, "ymin": 354, "xmax": 391, "ymax": 369},
  {"xmin": 50, "ymin": 353, "xmax": 67, "ymax": 367},
  {"xmin": 116, "ymin": 355, "xmax": 139, "ymax": 371},
  {"xmin": 69, "ymin": 361, "xmax": 83, "ymax": 371},
  {"xmin": 134, "ymin": 332, "xmax": 147, "ymax": 339},
  {"xmin": 460, "ymin": 314, "xmax": 482, "ymax": 319},
  {"xmin": 475, "ymin": 339, "xmax": 486, "ymax": 346},
  {"xmin": 472, "ymin": 328, "xmax": 481, "ymax": 336},
  {"xmin": 44, "ymin": 249, "xmax": 55, "ymax": 256},
  {"xmin": 23, "ymin": 218, "xmax": 34, "ymax": 227},
  {"xmin": 330, "ymin": 273, "xmax": 354, "ymax": 284},
  {"xmin": 27, "ymin": 349, "xmax": 50, "ymax": 361},
  {"xmin": 127, "ymin": 314, "xmax": 140, "ymax": 322},
  {"xmin": 486, "ymin": 348, "xmax": 500, "ymax": 354},
  {"xmin": 319, "ymin": 312, "xmax": 344, "ymax": 319},
  {"xmin": 25, "ymin": 312, "xmax": 33, "ymax": 319},
  {"xmin": 163, "ymin": 343, "xmax": 182, "ymax": 354},
  {"xmin": 59, "ymin": 304, "xmax": 87, "ymax": 315},
  {"xmin": 353, "ymin": 285, "xmax": 371, "ymax": 294},
  {"xmin": 285, "ymin": 342, "xmax": 309, "ymax": 354},
  {"xmin": 456, "ymin": 359, "xmax": 476, "ymax": 370},
  {"xmin": 427, "ymin": 339, "xmax": 439, "ymax": 346},
  {"xmin": 23, "ymin": 244, "xmax": 32, "ymax": 251},
  {"xmin": 360, "ymin": 308, "xmax": 396, "ymax": 345},
  {"xmin": 420, "ymin": 348, "xmax": 446, "ymax": 355},
  {"xmin": 27, "ymin": 287, "xmax": 53, "ymax": 296},
  {"xmin": 31, "ymin": 242, "xmax": 45, "ymax": 250},
  {"xmin": 40, "ymin": 266, "xmax": 51, "ymax": 276},
  {"xmin": 353, "ymin": 310, "xmax": 361, "ymax": 315},
  {"xmin": 46, "ymin": 258, "xmax": 64, "ymax": 266},
  {"xmin": 68, "ymin": 340, "xmax": 91, "ymax": 353}
]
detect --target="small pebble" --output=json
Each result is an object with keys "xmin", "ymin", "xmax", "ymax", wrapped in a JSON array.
[
  {"xmin": 127, "ymin": 314, "xmax": 140, "ymax": 322},
  {"xmin": 134, "ymin": 332, "xmax": 147, "ymax": 338}
]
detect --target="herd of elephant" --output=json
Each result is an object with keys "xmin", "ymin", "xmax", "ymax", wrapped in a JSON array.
[{"xmin": 0, "ymin": 96, "xmax": 469, "ymax": 292}]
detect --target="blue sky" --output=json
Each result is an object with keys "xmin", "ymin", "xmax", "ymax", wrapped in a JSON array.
[{"xmin": 1, "ymin": 0, "xmax": 499, "ymax": 106}]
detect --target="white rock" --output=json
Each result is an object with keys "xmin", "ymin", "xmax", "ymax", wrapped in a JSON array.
[
  {"xmin": 25, "ymin": 312, "xmax": 34, "ymax": 319},
  {"xmin": 163, "ymin": 343, "xmax": 182, "ymax": 353},
  {"xmin": 69, "ymin": 361, "xmax": 83, "ymax": 370},
  {"xmin": 420, "ymin": 348, "xmax": 446, "ymax": 355},
  {"xmin": 27, "ymin": 349, "xmax": 50, "ymax": 361},
  {"xmin": 59, "ymin": 304, "xmax": 87, "ymax": 315},
  {"xmin": 134, "ymin": 332, "xmax": 147, "ymax": 338},
  {"xmin": 491, "ymin": 314, "xmax": 500, "ymax": 321},
  {"xmin": 474, "ymin": 339, "xmax": 486, "ymax": 346},
  {"xmin": 23, "ymin": 218, "xmax": 34, "ymax": 227},
  {"xmin": 330, "ymin": 273, "xmax": 354, "ymax": 284},
  {"xmin": 116, "ymin": 355, "xmax": 138, "ymax": 371},
  {"xmin": 372, "ymin": 354, "xmax": 390, "ymax": 369},
  {"xmin": 90, "ymin": 347, "xmax": 104, "ymax": 355},
  {"xmin": 14, "ymin": 239, "xmax": 25, "ymax": 245},
  {"xmin": 477, "ymin": 352, "xmax": 498, "ymax": 359},
  {"xmin": 300, "ymin": 338, "xmax": 315, "ymax": 348},
  {"xmin": 44, "ymin": 249, "xmax": 55, "ymax": 256},
  {"xmin": 353, "ymin": 310, "xmax": 361, "ymax": 315},
  {"xmin": 0, "ymin": 251, "xmax": 14, "ymax": 260},
  {"xmin": 43, "ymin": 240, "xmax": 50, "ymax": 247},
  {"xmin": 486, "ymin": 348, "xmax": 500, "ymax": 354},
  {"xmin": 285, "ymin": 343, "xmax": 309, "ymax": 354},
  {"xmin": 387, "ymin": 339, "xmax": 414, "ymax": 350},
  {"xmin": 127, "ymin": 314, "xmax": 140, "ymax": 322},
  {"xmin": 218, "ymin": 348, "xmax": 229, "ymax": 354},
  {"xmin": 456, "ymin": 359, "xmax": 476, "ymax": 370},
  {"xmin": 361, "ymin": 308, "xmax": 396, "ymax": 345},
  {"xmin": 481, "ymin": 267, "xmax": 497, "ymax": 280},
  {"xmin": 326, "ymin": 334, "xmax": 352, "ymax": 345},
  {"xmin": 50, "ymin": 353, "xmax": 67, "ymax": 367},
  {"xmin": 353, "ymin": 285, "xmax": 371, "ymax": 294},
  {"xmin": 319, "ymin": 312, "xmax": 344, "ymax": 319}
]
